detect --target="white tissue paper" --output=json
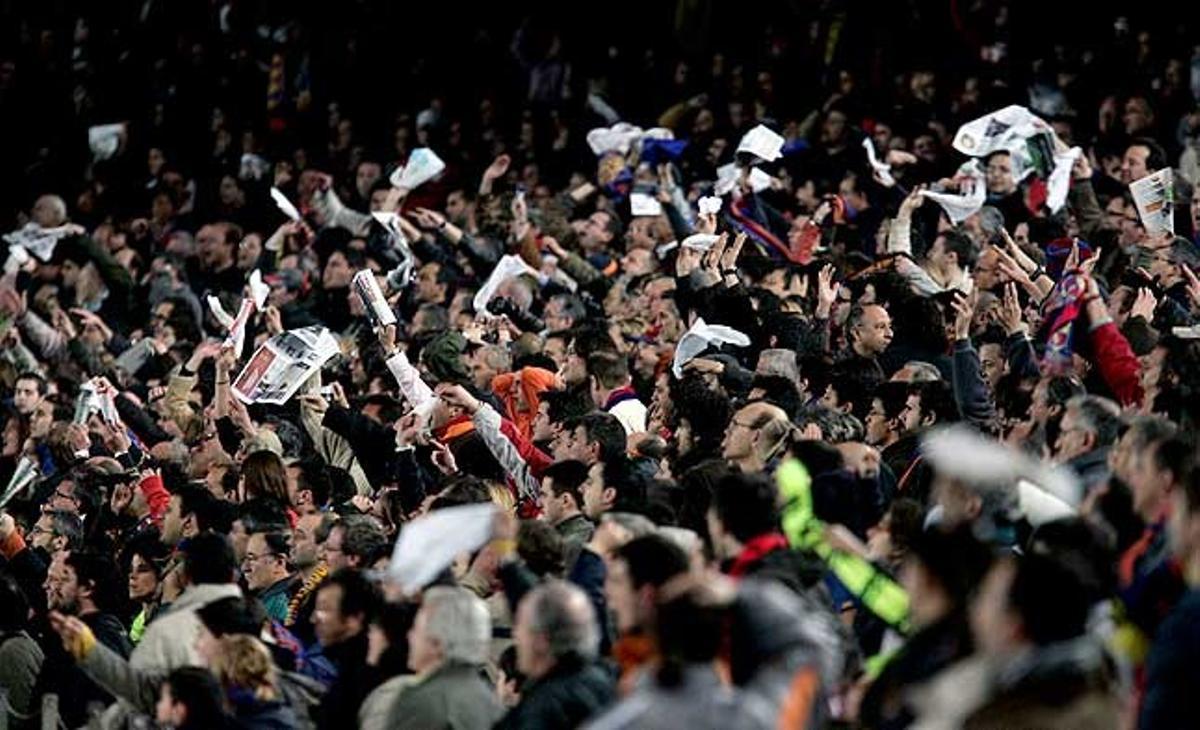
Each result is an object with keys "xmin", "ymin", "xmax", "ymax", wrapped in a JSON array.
[{"xmin": 672, "ymin": 317, "xmax": 752, "ymax": 377}]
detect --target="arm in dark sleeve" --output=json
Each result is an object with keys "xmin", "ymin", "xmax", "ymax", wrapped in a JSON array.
[
  {"xmin": 568, "ymin": 548, "xmax": 612, "ymax": 653},
  {"xmin": 322, "ymin": 404, "xmax": 396, "ymax": 483},
  {"xmin": 215, "ymin": 416, "xmax": 243, "ymax": 456},
  {"xmin": 1066, "ymin": 179, "xmax": 1113, "ymax": 242},
  {"xmin": 115, "ymin": 394, "xmax": 173, "ymax": 447},
  {"xmin": 717, "ymin": 359, "xmax": 755, "ymax": 400},
  {"xmin": 663, "ymin": 199, "xmax": 692, "ymax": 242},
  {"xmin": 951, "ymin": 339, "xmax": 998, "ymax": 428},
  {"xmin": 390, "ymin": 449, "xmax": 434, "ymax": 513}
]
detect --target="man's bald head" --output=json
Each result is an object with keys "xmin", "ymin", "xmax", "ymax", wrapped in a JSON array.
[{"xmin": 32, "ymin": 195, "xmax": 68, "ymax": 228}]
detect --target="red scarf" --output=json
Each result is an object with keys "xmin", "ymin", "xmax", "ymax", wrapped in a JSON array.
[{"xmin": 728, "ymin": 532, "xmax": 790, "ymax": 577}]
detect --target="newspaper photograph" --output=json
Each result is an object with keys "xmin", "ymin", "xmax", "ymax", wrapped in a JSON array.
[{"xmin": 233, "ymin": 325, "xmax": 341, "ymax": 405}]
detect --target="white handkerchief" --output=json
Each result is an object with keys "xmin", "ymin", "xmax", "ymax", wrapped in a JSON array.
[
  {"xmin": 714, "ymin": 163, "xmax": 773, "ymax": 196},
  {"xmin": 680, "ymin": 233, "xmax": 720, "ymax": 251},
  {"xmin": 239, "ymin": 153, "xmax": 270, "ymax": 181},
  {"xmin": 248, "ymin": 269, "xmax": 270, "ymax": 310},
  {"xmin": 270, "ymin": 187, "xmax": 302, "ymax": 222},
  {"xmin": 473, "ymin": 254, "xmax": 539, "ymax": 314},
  {"xmin": 207, "ymin": 295, "xmax": 235, "ymax": 328},
  {"xmin": 672, "ymin": 317, "xmax": 751, "ymax": 377},
  {"xmin": 630, "ymin": 192, "xmax": 663, "ymax": 217},
  {"xmin": 1046, "ymin": 146, "xmax": 1082, "ymax": 214},
  {"xmin": 586, "ymin": 122, "xmax": 644, "ymax": 156},
  {"xmin": 390, "ymin": 148, "xmax": 446, "ymax": 190},
  {"xmin": 388, "ymin": 503, "xmax": 498, "ymax": 593},
  {"xmin": 863, "ymin": 138, "xmax": 895, "ymax": 187},
  {"xmin": 3, "ymin": 223, "xmax": 77, "ymax": 262},
  {"xmin": 919, "ymin": 161, "xmax": 987, "ymax": 224},
  {"xmin": 737, "ymin": 124, "xmax": 785, "ymax": 162},
  {"xmin": 88, "ymin": 124, "xmax": 124, "ymax": 161},
  {"xmin": 698, "ymin": 196, "xmax": 722, "ymax": 216}
]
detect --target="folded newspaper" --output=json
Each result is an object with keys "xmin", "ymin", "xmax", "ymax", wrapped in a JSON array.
[
  {"xmin": 1130, "ymin": 168, "xmax": 1175, "ymax": 236},
  {"xmin": 233, "ymin": 326, "xmax": 341, "ymax": 405},
  {"xmin": 0, "ymin": 456, "xmax": 38, "ymax": 510},
  {"xmin": 389, "ymin": 148, "xmax": 446, "ymax": 190},
  {"xmin": 352, "ymin": 270, "xmax": 397, "ymax": 328},
  {"xmin": 73, "ymin": 381, "xmax": 118, "ymax": 425}
]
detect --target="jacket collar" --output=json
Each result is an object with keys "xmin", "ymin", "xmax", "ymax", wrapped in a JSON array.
[{"xmin": 603, "ymin": 385, "xmax": 640, "ymax": 411}]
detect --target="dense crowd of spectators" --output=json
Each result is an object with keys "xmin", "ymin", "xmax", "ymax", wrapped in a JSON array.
[{"xmin": 3, "ymin": 1, "xmax": 1200, "ymax": 728}]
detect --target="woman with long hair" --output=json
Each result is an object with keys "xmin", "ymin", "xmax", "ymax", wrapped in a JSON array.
[{"xmin": 239, "ymin": 450, "xmax": 290, "ymax": 504}]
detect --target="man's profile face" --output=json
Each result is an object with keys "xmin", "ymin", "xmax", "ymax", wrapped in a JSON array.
[
  {"xmin": 1121, "ymin": 145, "xmax": 1151, "ymax": 185},
  {"xmin": 855, "ymin": 305, "xmax": 893, "ymax": 355}
]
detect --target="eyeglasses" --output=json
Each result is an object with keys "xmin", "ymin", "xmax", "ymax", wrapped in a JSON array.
[
  {"xmin": 53, "ymin": 489, "xmax": 78, "ymax": 503},
  {"xmin": 30, "ymin": 525, "xmax": 53, "ymax": 537}
]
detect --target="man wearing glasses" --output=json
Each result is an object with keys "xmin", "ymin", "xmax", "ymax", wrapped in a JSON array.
[{"xmin": 242, "ymin": 529, "xmax": 296, "ymax": 622}]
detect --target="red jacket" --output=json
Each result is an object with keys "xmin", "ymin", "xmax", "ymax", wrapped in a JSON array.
[
  {"xmin": 1089, "ymin": 322, "xmax": 1144, "ymax": 407},
  {"xmin": 137, "ymin": 473, "xmax": 171, "ymax": 525},
  {"xmin": 498, "ymin": 418, "xmax": 552, "ymax": 479}
]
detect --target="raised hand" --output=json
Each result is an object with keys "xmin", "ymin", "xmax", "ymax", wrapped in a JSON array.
[
  {"xmin": 329, "ymin": 381, "xmax": 350, "ymax": 409},
  {"xmin": 0, "ymin": 288, "xmax": 26, "ymax": 318},
  {"xmin": 483, "ymin": 154, "xmax": 512, "ymax": 183},
  {"xmin": 815, "ymin": 264, "xmax": 840, "ymax": 318},
  {"xmin": 720, "ymin": 232, "xmax": 747, "ymax": 273},
  {"xmin": 1183, "ymin": 264, "xmax": 1200, "ymax": 309},
  {"xmin": 702, "ymin": 233, "xmax": 728, "ymax": 274},
  {"xmin": 377, "ymin": 323, "xmax": 398, "ymax": 356},
  {"xmin": 430, "ymin": 439, "xmax": 458, "ymax": 475},
  {"xmin": 51, "ymin": 309, "xmax": 78, "ymax": 339},
  {"xmin": 998, "ymin": 282, "xmax": 1027, "ymax": 335},
  {"xmin": 262, "ymin": 305, "xmax": 283, "ymax": 336},
  {"xmin": 435, "ymin": 383, "xmax": 481, "ymax": 415},
  {"xmin": 950, "ymin": 291, "xmax": 975, "ymax": 341},
  {"xmin": 898, "ymin": 186, "xmax": 926, "ymax": 216},
  {"xmin": 49, "ymin": 611, "xmax": 96, "ymax": 660},
  {"xmin": 1130, "ymin": 287, "xmax": 1158, "ymax": 321}
]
